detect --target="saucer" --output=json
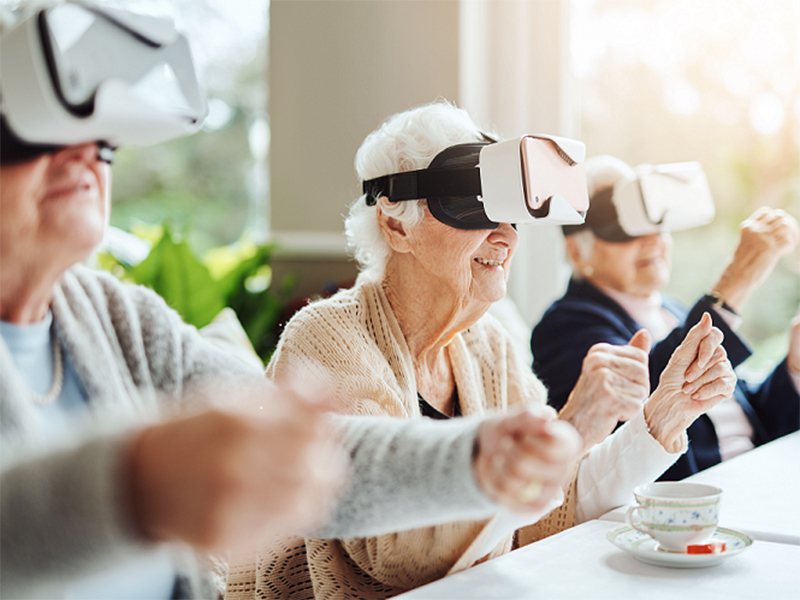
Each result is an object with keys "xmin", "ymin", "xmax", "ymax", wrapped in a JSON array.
[{"xmin": 606, "ymin": 526, "xmax": 753, "ymax": 568}]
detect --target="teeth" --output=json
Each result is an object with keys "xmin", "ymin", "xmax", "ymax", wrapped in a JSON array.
[{"xmin": 475, "ymin": 258, "xmax": 502, "ymax": 267}]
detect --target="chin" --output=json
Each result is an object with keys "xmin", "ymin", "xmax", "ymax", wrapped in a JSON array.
[
  {"xmin": 482, "ymin": 284, "xmax": 508, "ymax": 304},
  {"xmin": 60, "ymin": 219, "xmax": 106, "ymax": 260}
]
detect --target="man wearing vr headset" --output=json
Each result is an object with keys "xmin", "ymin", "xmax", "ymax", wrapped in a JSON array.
[
  {"xmin": 532, "ymin": 154, "xmax": 800, "ymax": 481},
  {"xmin": 0, "ymin": 3, "xmax": 593, "ymax": 598},
  {"xmin": 256, "ymin": 102, "xmax": 737, "ymax": 599}
]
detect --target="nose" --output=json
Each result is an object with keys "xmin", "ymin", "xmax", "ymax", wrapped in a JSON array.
[
  {"xmin": 488, "ymin": 222, "xmax": 518, "ymax": 248},
  {"xmin": 53, "ymin": 142, "xmax": 102, "ymax": 166},
  {"xmin": 638, "ymin": 233, "xmax": 664, "ymax": 247}
]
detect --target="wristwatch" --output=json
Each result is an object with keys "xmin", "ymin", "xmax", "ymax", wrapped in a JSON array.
[{"xmin": 703, "ymin": 291, "xmax": 737, "ymax": 315}]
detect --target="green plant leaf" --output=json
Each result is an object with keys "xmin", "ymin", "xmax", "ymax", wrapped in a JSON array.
[
  {"xmin": 100, "ymin": 222, "xmax": 294, "ymax": 360},
  {"xmin": 129, "ymin": 227, "xmax": 225, "ymax": 329}
]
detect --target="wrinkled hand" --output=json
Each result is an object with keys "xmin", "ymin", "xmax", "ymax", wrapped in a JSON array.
[
  {"xmin": 645, "ymin": 313, "xmax": 737, "ymax": 452},
  {"xmin": 473, "ymin": 410, "xmax": 582, "ymax": 513},
  {"xmin": 714, "ymin": 207, "xmax": 799, "ymax": 312},
  {"xmin": 128, "ymin": 378, "xmax": 348, "ymax": 551},
  {"xmin": 558, "ymin": 329, "xmax": 652, "ymax": 451},
  {"xmin": 788, "ymin": 306, "xmax": 800, "ymax": 374}
]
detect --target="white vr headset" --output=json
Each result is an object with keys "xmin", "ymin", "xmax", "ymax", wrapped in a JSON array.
[
  {"xmin": 362, "ymin": 134, "xmax": 589, "ymax": 230},
  {"xmin": 565, "ymin": 161, "xmax": 715, "ymax": 241},
  {"xmin": 0, "ymin": 1, "xmax": 207, "ymax": 163}
]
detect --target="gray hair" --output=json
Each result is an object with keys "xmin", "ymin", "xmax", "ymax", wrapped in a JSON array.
[
  {"xmin": 345, "ymin": 100, "xmax": 490, "ymax": 280},
  {"xmin": 584, "ymin": 154, "xmax": 636, "ymax": 198},
  {"xmin": 566, "ymin": 229, "xmax": 596, "ymax": 277},
  {"xmin": 566, "ymin": 155, "xmax": 637, "ymax": 275}
]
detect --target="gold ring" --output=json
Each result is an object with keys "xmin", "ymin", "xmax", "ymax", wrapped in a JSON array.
[{"xmin": 517, "ymin": 478, "xmax": 544, "ymax": 503}]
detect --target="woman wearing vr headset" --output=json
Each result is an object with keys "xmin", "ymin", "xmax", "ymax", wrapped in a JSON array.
[
  {"xmin": 532, "ymin": 154, "xmax": 800, "ymax": 481},
  {"xmin": 0, "ymin": 4, "xmax": 593, "ymax": 599},
  {"xmin": 258, "ymin": 101, "xmax": 736, "ymax": 599}
]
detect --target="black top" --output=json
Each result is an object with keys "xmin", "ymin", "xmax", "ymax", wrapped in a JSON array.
[{"xmin": 418, "ymin": 391, "xmax": 462, "ymax": 420}]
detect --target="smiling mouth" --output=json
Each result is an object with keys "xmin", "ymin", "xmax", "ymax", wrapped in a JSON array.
[
  {"xmin": 45, "ymin": 181, "xmax": 94, "ymax": 202},
  {"xmin": 637, "ymin": 257, "xmax": 662, "ymax": 267},
  {"xmin": 475, "ymin": 258, "xmax": 503, "ymax": 268}
]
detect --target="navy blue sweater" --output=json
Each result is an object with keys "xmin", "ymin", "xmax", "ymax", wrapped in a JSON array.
[{"xmin": 531, "ymin": 278, "xmax": 799, "ymax": 480}]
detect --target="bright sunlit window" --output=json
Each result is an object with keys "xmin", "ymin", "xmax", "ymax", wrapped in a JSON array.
[{"xmin": 572, "ymin": 0, "xmax": 800, "ymax": 371}]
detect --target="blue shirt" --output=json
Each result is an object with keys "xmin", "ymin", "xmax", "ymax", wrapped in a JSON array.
[{"xmin": 1, "ymin": 314, "xmax": 176, "ymax": 600}]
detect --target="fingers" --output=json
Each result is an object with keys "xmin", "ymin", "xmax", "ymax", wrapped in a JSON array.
[
  {"xmin": 474, "ymin": 412, "xmax": 582, "ymax": 512},
  {"xmin": 695, "ymin": 324, "xmax": 724, "ymax": 370},
  {"xmin": 685, "ymin": 344, "xmax": 726, "ymax": 383},
  {"xmin": 742, "ymin": 208, "xmax": 799, "ymax": 254},
  {"xmin": 130, "ymin": 395, "xmax": 349, "ymax": 551},
  {"xmin": 682, "ymin": 359, "xmax": 735, "ymax": 400},
  {"xmin": 589, "ymin": 341, "xmax": 649, "ymax": 365},
  {"xmin": 670, "ymin": 312, "xmax": 713, "ymax": 368},
  {"xmin": 559, "ymin": 341, "xmax": 650, "ymax": 449},
  {"xmin": 627, "ymin": 328, "xmax": 653, "ymax": 353}
]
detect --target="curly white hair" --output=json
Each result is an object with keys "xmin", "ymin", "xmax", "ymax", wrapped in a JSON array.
[{"xmin": 345, "ymin": 100, "xmax": 492, "ymax": 280}]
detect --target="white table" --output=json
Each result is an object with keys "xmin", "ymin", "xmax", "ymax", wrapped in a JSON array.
[
  {"xmin": 394, "ymin": 520, "xmax": 800, "ymax": 600},
  {"xmin": 599, "ymin": 432, "xmax": 800, "ymax": 545}
]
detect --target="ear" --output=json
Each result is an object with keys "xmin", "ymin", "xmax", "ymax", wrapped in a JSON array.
[
  {"xmin": 564, "ymin": 236, "xmax": 585, "ymax": 270},
  {"xmin": 376, "ymin": 197, "xmax": 414, "ymax": 254}
]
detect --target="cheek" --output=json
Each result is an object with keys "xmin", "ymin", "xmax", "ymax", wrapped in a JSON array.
[{"xmin": 0, "ymin": 162, "xmax": 47, "ymax": 219}]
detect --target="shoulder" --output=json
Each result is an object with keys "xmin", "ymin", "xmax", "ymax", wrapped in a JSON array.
[
  {"xmin": 281, "ymin": 282, "xmax": 370, "ymax": 340},
  {"xmin": 59, "ymin": 265, "xmax": 188, "ymax": 337},
  {"xmin": 535, "ymin": 283, "xmax": 632, "ymax": 337},
  {"xmin": 269, "ymin": 280, "xmax": 383, "ymax": 374},
  {"xmin": 63, "ymin": 265, "xmax": 181, "ymax": 322}
]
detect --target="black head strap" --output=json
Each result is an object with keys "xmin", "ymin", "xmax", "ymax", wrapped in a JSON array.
[
  {"xmin": 362, "ymin": 167, "xmax": 482, "ymax": 206},
  {"xmin": 562, "ymin": 185, "xmax": 636, "ymax": 242}
]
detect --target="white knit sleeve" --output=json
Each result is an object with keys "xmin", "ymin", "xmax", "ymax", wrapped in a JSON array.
[{"xmin": 575, "ymin": 409, "xmax": 686, "ymax": 522}]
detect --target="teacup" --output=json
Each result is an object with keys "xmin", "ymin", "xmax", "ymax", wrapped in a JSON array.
[{"xmin": 625, "ymin": 482, "xmax": 722, "ymax": 552}]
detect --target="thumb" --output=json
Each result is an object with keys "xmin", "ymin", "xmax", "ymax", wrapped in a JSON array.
[
  {"xmin": 628, "ymin": 328, "xmax": 652, "ymax": 354},
  {"xmin": 672, "ymin": 312, "xmax": 713, "ymax": 367}
]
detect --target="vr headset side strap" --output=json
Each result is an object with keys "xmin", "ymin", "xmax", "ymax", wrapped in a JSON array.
[{"xmin": 363, "ymin": 168, "xmax": 482, "ymax": 205}]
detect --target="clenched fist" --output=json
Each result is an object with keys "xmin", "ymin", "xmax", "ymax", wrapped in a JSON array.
[
  {"xmin": 473, "ymin": 410, "xmax": 583, "ymax": 513},
  {"xmin": 128, "ymin": 378, "xmax": 348, "ymax": 551},
  {"xmin": 558, "ymin": 329, "xmax": 652, "ymax": 451},
  {"xmin": 714, "ymin": 207, "xmax": 799, "ymax": 313}
]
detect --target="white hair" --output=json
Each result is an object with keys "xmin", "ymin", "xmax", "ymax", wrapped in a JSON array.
[
  {"xmin": 344, "ymin": 100, "xmax": 490, "ymax": 280},
  {"xmin": 565, "ymin": 155, "xmax": 637, "ymax": 275},
  {"xmin": 583, "ymin": 154, "xmax": 636, "ymax": 198}
]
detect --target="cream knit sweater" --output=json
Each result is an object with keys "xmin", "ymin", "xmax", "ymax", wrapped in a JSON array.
[{"xmin": 228, "ymin": 277, "xmax": 578, "ymax": 600}]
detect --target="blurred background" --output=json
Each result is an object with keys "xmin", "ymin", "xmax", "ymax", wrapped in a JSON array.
[{"xmin": 49, "ymin": 0, "xmax": 799, "ymax": 371}]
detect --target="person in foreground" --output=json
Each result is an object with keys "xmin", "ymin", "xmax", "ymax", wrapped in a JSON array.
[
  {"xmin": 257, "ymin": 102, "xmax": 737, "ymax": 599},
  {"xmin": 0, "ymin": 4, "xmax": 586, "ymax": 598},
  {"xmin": 532, "ymin": 155, "xmax": 800, "ymax": 480}
]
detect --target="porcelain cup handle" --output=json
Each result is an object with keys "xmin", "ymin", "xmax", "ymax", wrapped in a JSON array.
[{"xmin": 626, "ymin": 504, "xmax": 649, "ymax": 536}]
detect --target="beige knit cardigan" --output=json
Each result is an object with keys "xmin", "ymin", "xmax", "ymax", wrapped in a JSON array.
[{"xmin": 226, "ymin": 278, "xmax": 578, "ymax": 600}]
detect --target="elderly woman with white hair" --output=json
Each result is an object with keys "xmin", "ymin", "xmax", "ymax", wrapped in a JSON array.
[
  {"xmin": 532, "ymin": 154, "xmax": 800, "ymax": 481},
  {"xmin": 261, "ymin": 102, "xmax": 736, "ymax": 599}
]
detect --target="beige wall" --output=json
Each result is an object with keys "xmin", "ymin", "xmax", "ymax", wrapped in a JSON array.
[{"xmin": 270, "ymin": 0, "xmax": 460, "ymax": 238}]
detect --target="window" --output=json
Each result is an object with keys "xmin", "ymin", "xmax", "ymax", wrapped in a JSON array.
[
  {"xmin": 573, "ymin": 0, "xmax": 800, "ymax": 372},
  {"xmin": 109, "ymin": 0, "xmax": 270, "ymax": 253}
]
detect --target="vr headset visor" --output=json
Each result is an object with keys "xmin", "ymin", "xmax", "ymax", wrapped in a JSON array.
[
  {"xmin": 362, "ymin": 135, "xmax": 589, "ymax": 230},
  {"xmin": 564, "ymin": 161, "xmax": 715, "ymax": 242},
  {"xmin": 1, "ymin": 1, "xmax": 207, "ymax": 164}
]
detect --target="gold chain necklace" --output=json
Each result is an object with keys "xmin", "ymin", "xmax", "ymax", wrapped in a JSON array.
[{"xmin": 30, "ymin": 341, "xmax": 64, "ymax": 405}]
